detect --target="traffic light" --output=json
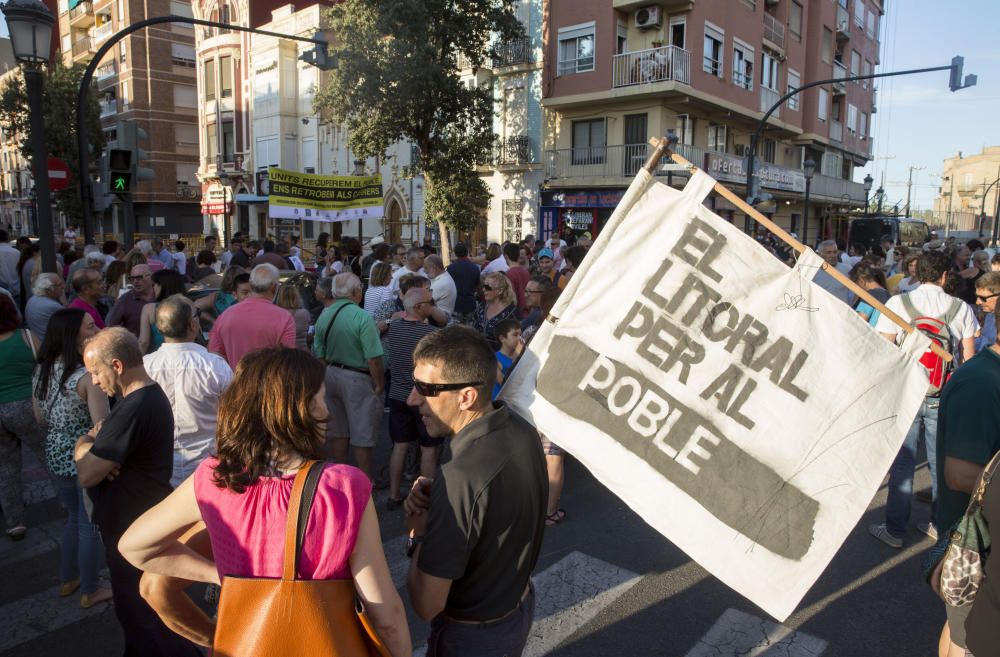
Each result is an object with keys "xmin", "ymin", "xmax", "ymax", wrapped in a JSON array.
[
  {"xmin": 108, "ymin": 148, "xmax": 132, "ymax": 194},
  {"xmin": 949, "ymin": 55, "xmax": 978, "ymax": 92},
  {"xmin": 119, "ymin": 120, "xmax": 155, "ymax": 184}
]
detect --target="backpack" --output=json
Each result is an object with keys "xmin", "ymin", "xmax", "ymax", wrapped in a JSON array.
[{"xmin": 900, "ymin": 295, "xmax": 963, "ymax": 397}]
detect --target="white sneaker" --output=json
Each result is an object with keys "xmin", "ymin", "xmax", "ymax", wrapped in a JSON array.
[
  {"xmin": 868, "ymin": 522, "xmax": 903, "ymax": 548},
  {"xmin": 917, "ymin": 521, "xmax": 938, "ymax": 541}
]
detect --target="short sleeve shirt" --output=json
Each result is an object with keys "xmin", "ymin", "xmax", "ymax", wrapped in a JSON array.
[
  {"xmin": 417, "ymin": 404, "xmax": 547, "ymax": 621},
  {"xmin": 312, "ymin": 299, "xmax": 384, "ymax": 369},
  {"xmin": 874, "ymin": 284, "xmax": 979, "ymax": 343},
  {"xmin": 87, "ymin": 384, "xmax": 175, "ymax": 538},
  {"xmin": 386, "ymin": 319, "xmax": 438, "ymax": 401},
  {"xmin": 933, "ymin": 347, "xmax": 1000, "ymax": 534}
]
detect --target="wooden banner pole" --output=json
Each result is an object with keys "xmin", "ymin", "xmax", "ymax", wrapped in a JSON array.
[{"xmin": 656, "ymin": 138, "xmax": 951, "ymax": 363}]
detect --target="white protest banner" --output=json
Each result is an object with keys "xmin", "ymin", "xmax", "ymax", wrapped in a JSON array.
[{"xmin": 502, "ymin": 170, "xmax": 930, "ymax": 621}]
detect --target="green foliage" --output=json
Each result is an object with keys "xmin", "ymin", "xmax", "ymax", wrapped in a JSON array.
[
  {"xmin": 0, "ymin": 62, "xmax": 103, "ymax": 220},
  {"xmin": 315, "ymin": 0, "xmax": 522, "ymax": 232}
]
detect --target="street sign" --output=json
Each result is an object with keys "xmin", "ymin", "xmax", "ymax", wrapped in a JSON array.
[{"xmin": 47, "ymin": 156, "xmax": 69, "ymax": 192}]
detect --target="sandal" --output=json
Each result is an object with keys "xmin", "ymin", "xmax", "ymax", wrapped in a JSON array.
[
  {"xmin": 545, "ymin": 509, "xmax": 566, "ymax": 526},
  {"xmin": 5, "ymin": 525, "xmax": 26, "ymax": 541}
]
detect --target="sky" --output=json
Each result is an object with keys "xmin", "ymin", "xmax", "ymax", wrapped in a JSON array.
[{"xmin": 861, "ymin": 0, "xmax": 1000, "ymax": 213}]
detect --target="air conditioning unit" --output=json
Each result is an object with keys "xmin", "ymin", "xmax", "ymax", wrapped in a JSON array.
[{"xmin": 635, "ymin": 5, "xmax": 663, "ymax": 30}]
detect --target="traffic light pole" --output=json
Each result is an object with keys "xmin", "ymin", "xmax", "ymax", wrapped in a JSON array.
[
  {"xmin": 26, "ymin": 67, "xmax": 57, "ymax": 273},
  {"xmin": 76, "ymin": 15, "xmax": 330, "ymax": 245},
  {"xmin": 743, "ymin": 62, "xmax": 963, "ymax": 232}
]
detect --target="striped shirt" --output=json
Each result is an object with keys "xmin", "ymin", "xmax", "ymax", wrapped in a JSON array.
[{"xmin": 386, "ymin": 318, "xmax": 439, "ymax": 401}]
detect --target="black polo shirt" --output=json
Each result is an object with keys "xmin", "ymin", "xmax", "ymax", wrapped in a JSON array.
[{"xmin": 418, "ymin": 403, "xmax": 547, "ymax": 621}]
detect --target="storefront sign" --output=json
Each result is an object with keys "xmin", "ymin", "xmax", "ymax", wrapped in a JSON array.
[
  {"xmin": 704, "ymin": 153, "xmax": 805, "ymax": 194},
  {"xmin": 542, "ymin": 189, "xmax": 626, "ymax": 209},
  {"xmin": 201, "ymin": 184, "xmax": 232, "ymax": 215}
]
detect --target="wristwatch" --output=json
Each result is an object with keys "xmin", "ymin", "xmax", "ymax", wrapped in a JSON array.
[{"xmin": 406, "ymin": 535, "xmax": 424, "ymax": 558}]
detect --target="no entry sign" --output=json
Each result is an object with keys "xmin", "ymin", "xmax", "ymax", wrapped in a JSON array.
[{"xmin": 47, "ymin": 157, "xmax": 69, "ymax": 192}]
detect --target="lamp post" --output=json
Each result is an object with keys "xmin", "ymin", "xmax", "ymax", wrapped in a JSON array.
[
  {"xmin": 863, "ymin": 174, "xmax": 873, "ymax": 215},
  {"xmin": 3, "ymin": 0, "xmax": 56, "ymax": 274},
  {"xmin": 876, "ymin": 186, "xmax": 885, "ymax": 214},
  {"xmin": 352, "ymin": 158, "xmax": 365, "ymax": 244},
  {"xmin": 802, "ymin": 159, "xmax": 815, "ymax": 248}
]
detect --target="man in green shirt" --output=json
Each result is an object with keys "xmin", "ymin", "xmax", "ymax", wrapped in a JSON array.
[
  {"xmin": 312, "ymin": 272, "xmax": 385, "ymax": 477},
  {"xmin": 932, "ymin": 300, "xmax": 1000, "ymax": 657}
]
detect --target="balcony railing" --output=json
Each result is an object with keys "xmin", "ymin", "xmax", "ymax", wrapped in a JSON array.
[
  {"xmin": 830, "ymin": 120, "xmax": 843, "ymax": 142},
  {"xmin": 832, "ymin": 61, "xmax": 848, "ymax": 94},
  {"xmin": 761, "ymin": 87, "xmax": 780, "ymax": 117},
  {"xmin": 71, "ymin": 36, "xmax": 94, "ymax": 58},
  {"xmin": 495, "ymin": 135, "xmax": 533, "ymax": 167},
  {"xmin": 95, "ymin": 62, "xmax": 116, "ymax": 81},
  {"xmin": 93, "ymin": 21, "xmax": 114, "ymax": 43},
  {"xmin": 612, "ymin": 45, "xmax": 691, "ymax": 88},
  {"xmin": 99, "ymin": 98, "xmax": 117, "ymax": 117},
  {"xmin": 545, "ymin": 143, "xmax": 654, "ymax": 180},
  {"xmin": 836, "ymin": 5, "xmax": 850, "ymax": 38},
  {"xmin": 491, "ymin": 37, "xmax": 531, "ymax": 68},
  {"xmin": 69, "ymin": 2, "xmax": 94, "ymax": 24},
  {"xmin": 763, "ymin": 13, "xmax": 785, "ymax": 50}
]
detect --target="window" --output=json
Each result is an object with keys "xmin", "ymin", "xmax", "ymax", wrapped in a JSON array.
[
  {"xmin": 821, "ymin": 28, "xmax": 833, "ymax": 64},
  {"xmin": 221, "ymin": 121, "xmax": 235, "ymax": 163},
  {"xmin": 761, "ymin": 139, "xmax": 776, "ymax": 164},
  {"xmin": 121, "ymin": 81, "xmax": 130, "ymax": 110},
  {"xmin": 847, "ymin": 104, "xmax": 858, "ymax": 134},
  {"xmin": 761, "ymin": 52, "xmax": 779, "ymax": 91},
  {"xmin": 61, "ymin": 34, "xmax": 71, "ymax": 55},
  {"xmin": 860, "ymin": 112, "xmax": 868, "ymax": 140},
  {"xmin": 571, "ymin": 119, "xmax": 606, "ymax": 165},
  {"xmin": 868, "ymin": 11, "xmax": 878, "ymax": 40},
  {"xmin": 616, "ymin": 20, "xmax": 627, "ymax": 55},
  {"xmin": 302, "ymin": 138, "xmax": 317, "ymax": 173},
  {"xmin": 732, "ymin": 40, "xmax": 754, "ymax": 90},
  {"xmin": 203, "ymin": 58, "xmax": 216, "ymax": 101},
  {"xmin": 170, "ymin": 1, "xmax": 193, "ymax": 19},
  {"xmin": 789, "ymin": 2, "xmax": 803, "ymax": 40},
  {"xmin": 854, "ymin": 0, "xmax": 865, "ymax": 27},
  {"xmin": 787, "ymin": 70, "xmax": 801, "ymax": 110},
  {"xmin": 206, "ymin": 123, "xmax": 218, "ymax": 162},
  {"xmin": 176, "ymin": 163, "xmax": 198, "ymax": 186},
  {"xmin": 220, "ymin": 55, "xmax": 233, "ymax": 98},
  {"xmin": 171, "ymin": 44, "xmax": 196, "ymax": 68},
  {"xmin": 703, "ymin": 24, "xmax": 724, "ymax": 77},
  {"xmin": 558, "ymin": 22, "xmax": 595, "ymax": 75},
  {"xmin": 173, "ymin": 85, "xmax": 197, "ymax": 109},
  {"xmin": 256, "ymin": 137, "xmax": 279, "ymax": 168},
  {"xmin": 502, "ymin": 199, "xmax": 523, "ymax": 243},
  {"xmin": 668, "ymin": 16, "xmax": 686, "ymax": 49},
  {"xmin": 174, "ymin": 125, "xmax": 198, "ymax": 149},
  {"xmin": 708, "ymin": 124, "xmax": 728, "ymax": 152},
  {"xmin": 861, "ymin": 60, "xmax": 871, "ymax": 89},
  {"xmin": 676, "ymin": 114, "xmax": 694, "ymax": 146},
  {"xmin": 119, "ymin": 41, "xmax": 127, "ymax": 66},
  {"xmin": 818, "ymin": 88, "xmax": 829, "ymax": 122},
  {"xmin": 850, "ymin": 50, "xmax": 860, "ymax": 78}
]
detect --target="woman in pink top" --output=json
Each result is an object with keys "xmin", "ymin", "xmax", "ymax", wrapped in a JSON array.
[{"xmin": 119, "ymin": 348, "xmax": 411, "ymax": 656}]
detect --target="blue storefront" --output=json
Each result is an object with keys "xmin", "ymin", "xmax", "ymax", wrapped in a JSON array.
[{"xmin": 539, "ymin": 188, "xmax": 627, "ymax": 242}]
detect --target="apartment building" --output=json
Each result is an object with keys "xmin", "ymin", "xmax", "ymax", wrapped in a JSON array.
[
  {"xmin": 542, "ymin": 0, "xmax": 882, "ymax": 243},
  {"xmin": 0, "ymin": 38, "xmax": 32, "ymax": 235},
  {"xmin": 934, "ymin": 146, "xmax": 1000, "ymax": 234},
  {"xmin": 57, "ymin": 0, "xmax": 202, "ymax": 235}
]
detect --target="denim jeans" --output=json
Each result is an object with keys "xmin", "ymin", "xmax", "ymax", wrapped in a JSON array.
[
  {"xmin": 53, "ymin": 475, "xmax": 104, "ymax": 595},
  {"xmin": 885, "ymin": 397, "xmax": 939, "ymax": 537}
]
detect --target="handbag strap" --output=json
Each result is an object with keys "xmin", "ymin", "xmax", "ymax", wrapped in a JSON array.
[
  {"xmin": 281, "ymin": 460, "xmax": 323, "ymax": 581},
  {"xmin": 973, "ymin": 450, "xmax": 1000, "ymax": 504}
]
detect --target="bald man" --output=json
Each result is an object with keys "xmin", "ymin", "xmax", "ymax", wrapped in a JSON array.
[{"xmin": 107, "ymin": 264, "xmax": 156, "ymax": 337}]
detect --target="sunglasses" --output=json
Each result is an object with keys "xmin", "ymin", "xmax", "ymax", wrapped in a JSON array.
[
  {"xmin": 129, "ymin": 274, "xmax": 150, "ymax": 282},
  {"xmin": 413, "ymin": 378, "xmax": 484, "ymax": 397},
  {"xmin": 482, "ymin": 284, "xmax": 496, "ymax": 292},
  {"xmin": 977, "ymin": 292, "xmax": 1000, "ymax": 302},
  {"xmin": 416, "ymin": 299, "xmax": 436, "ymax": 306}
]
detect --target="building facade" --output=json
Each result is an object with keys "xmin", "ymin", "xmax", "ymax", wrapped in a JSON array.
[
  {"xmin": 57, "ymin": 0, "xmax": 203, "ymax": 236},
  {"xmin": 541, "ymin": 0, "xmax": 882, "ymax": 244},
  {"xmin": 933, "ymin": 146, "xmax": 1000, "ymax": 236},
  {"xmin": 0, "ymin": 38, "xmax": 33, "ymax": 235}
]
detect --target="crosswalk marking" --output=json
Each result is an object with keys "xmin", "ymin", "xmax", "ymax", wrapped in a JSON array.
[
  {"xmin": 523, "ymin": 551, "xmax": 642, "ymax": 657},
  {"xmin": 0, "ymin": 519, "xmax": 63, "ymax": 570},
  {"xmin": 683, "ymin": 609, "xmax": 827, "ymax": 657},
  {"xmin": 0, "ymin": 572, "xmax": 112, "ymax": 653}
]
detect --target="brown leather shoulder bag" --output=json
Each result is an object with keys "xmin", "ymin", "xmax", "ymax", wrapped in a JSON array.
[{"xmin": 212, "ymin": 460, "xmax": 391, "ymax": 657}]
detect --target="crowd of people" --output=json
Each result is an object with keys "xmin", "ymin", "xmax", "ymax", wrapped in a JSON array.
[{"xmin": 0, "ymin": 226, "xmax": 587, "ymax": 657}]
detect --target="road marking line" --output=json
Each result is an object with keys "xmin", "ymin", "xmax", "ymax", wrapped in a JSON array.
[
  {"xmin": 0, "ymin": 519, "xmax": 63, "ymax": 570},
  {"xmin": 0, "ymin": 571, "xmax": 112, "ymax": 652},
  {"xmin": 683, "ymin": 608, "xmax": 827, "ymax": 657},
  {"xmin": 523, "ymin": 551, "xmax": 642, "ymax": 657}
]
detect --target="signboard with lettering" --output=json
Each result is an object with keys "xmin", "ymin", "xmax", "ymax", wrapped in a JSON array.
[
  {"xmin": 542, "ymin": 189, "xmax": 626, "ymax": 208},
  {"xmin": 268, "ymin": 167, "xmax": 383, "ymax": 222},
  {"xmin": 502, "ymin": 171, "xmax": 929, "ymax": 621},
  {"xmin": 704, "ymin": 152, "xmax": 806, "ymax": 193}
]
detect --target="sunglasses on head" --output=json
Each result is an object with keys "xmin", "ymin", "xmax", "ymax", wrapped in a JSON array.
[
  {"xmin": 977, "ymin": 292, "xmax": 1000, "ymax": 302},
  {"xmin": 413, "ymin": 379, "xmax": 484, "ymax": 397}
]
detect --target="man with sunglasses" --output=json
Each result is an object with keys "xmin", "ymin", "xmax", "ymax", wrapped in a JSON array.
[
  {"xmin": 404, "ymin": 326, "xmax": 546, "ymax": 657},
  {"xmin": 69, "ymin": 269, "xmax": 108, "ymax": 329},
  {"xmin": 107, "ymin": 264, "xmax": 156, "ymax": 337},
  {"xmin": 974, "ymin": 272, "xmax": 1000, "ymax": 353}
]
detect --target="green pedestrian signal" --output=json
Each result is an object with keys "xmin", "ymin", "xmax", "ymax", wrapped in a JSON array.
[
  {"xmin": 112, "ymin": 174, "xmax": 130, "ymax": 192},
  {"xmin": 108, "ymin": 148, "xmax": 132, "ymax": 196}
]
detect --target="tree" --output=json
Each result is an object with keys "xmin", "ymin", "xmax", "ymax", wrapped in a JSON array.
[
  {"xmin": 0, "ymin": 62, "xmax": 103, "ymax": 221},
  {"xmin": 314, "ymin": 0, "xmax": 523, "ymax": 262}
]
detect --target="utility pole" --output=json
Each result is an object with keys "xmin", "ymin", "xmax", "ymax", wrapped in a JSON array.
[
  {"xmin": 904, "ymin": 165, "xmax": 925, "ymax": 217},
  {"xmin": 946, "ymin": 174, "xmax": 956, "ymax": 237}
]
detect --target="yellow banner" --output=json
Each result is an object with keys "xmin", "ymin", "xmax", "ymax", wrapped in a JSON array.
[{"xmin": 267, "ymin": 167, "xmax": 384, "ymax": 222}]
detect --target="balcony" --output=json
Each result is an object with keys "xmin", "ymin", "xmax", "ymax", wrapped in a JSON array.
[
  {"xmin": 71, "ymin": 36, "xmax": 94, "ymax": 60},
  {"xmin": 832, "ymin": 61, "xmax": 848, "ymax": 94},
  {"xmin": 811, "ymin": 173, "xmax": 866, "ymax": 203},
  {"xmin": 830, "ymin": 120, "xmax": 843, "ymax": 143},
  {"xmin": 612, "ymin": 45, "xmax": 691, "ymax": 88},
  {"xmin": 763, "ymin": 13, "xmax": 785, "ymax": 51},
  {"xmin": 545, "ymin": 143, "xmax": 654, "ymax": 183},
  {"xmin": 95, "ymin": 62, "xmax": 116, "ymax": 87},
  {"xmin": 760, "ymin": 87, "xmax": 780, "ymax": 118},
  {"xmin": 495, "ymin": 135, "xmax": 534, "ymax": 168},
  {"xmin": 491, "ymin": 37, "xmax": 531, "ymax": 69},
  {"xmin": 836, "ymin": 6, "xmax": 850, "ymax": 40},
  {"xmin": 99, "ymin": 98, "xmax": 117, "ymax": 117},
  {"xmin": 93, "ymin": 21, "xmax": 114, "ymax": 44},
  {"xmin": 68, "ymin": 2, "xmax": 95, "ymax": 27}
]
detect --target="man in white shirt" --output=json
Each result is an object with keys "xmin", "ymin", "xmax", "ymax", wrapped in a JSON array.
[
  {"xmin": 814, "ymin": 240, "xmax": 851, "ymax": 304},
  {"xmin": 869, "ymin": 250, "xmax": 978, "ymax": 548},
  {"xmin": 0, "ymin": 229, "xmax": 21, "ymax": 303},
  {"xmin": 143, "ymin": 294, "xmax": 233, "ymax": 487},
  {"xmin": 389, "ymin": 246, "xmax": 426, "ymax": 295},
  {"xmin": 171, "ymin": 241, "xmax": 187, "ymax": 276},
  {"xmin": 423, "ymin": 254, "xmax": 457, "ymax": 317}
]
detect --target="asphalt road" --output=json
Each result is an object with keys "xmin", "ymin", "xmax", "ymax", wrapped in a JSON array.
[{"xmin": 0, "ymin": 425, "xmax": 943, "ymax": 657}]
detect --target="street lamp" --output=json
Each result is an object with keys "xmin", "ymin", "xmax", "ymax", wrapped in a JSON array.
[
  {"xmin": 876, "ymin": 185, "xmax": 885, "ymax": 214},
  {"xmin": 802, "ymin": 159, "xmax": 815, "ymax": 248},
  {"xmin": 352, "ymin": 158, "xmax": 366, "ymax": 243},
  {"xmin": 3, "ymin": 0, "xmax": 56, "ymax": 274},
  {"xmin": 863, "ymin": 174, "xmax": 873, "ymax": 215}
]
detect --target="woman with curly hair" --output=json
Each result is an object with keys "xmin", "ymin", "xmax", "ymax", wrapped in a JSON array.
[{"xmin": 119, "ymin": 348, "xmax": 411, "ymax": 655}]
